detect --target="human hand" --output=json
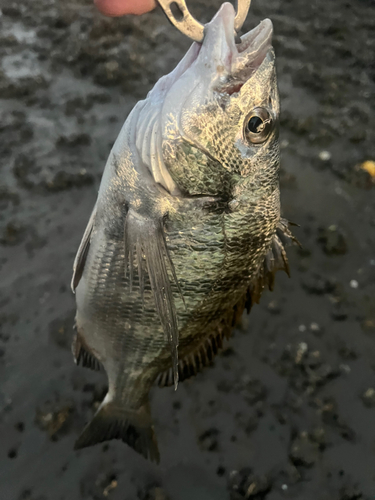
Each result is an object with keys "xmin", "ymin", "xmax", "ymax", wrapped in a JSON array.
[{"xmin": 95, "ymin": 0, "xmax": 157, "ymax": 16}]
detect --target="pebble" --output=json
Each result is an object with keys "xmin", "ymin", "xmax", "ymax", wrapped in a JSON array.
[
  {"xmin": 339, "ymin": 364, "xmax": 351, "ymax": 374},
  {"xmin": 317, "ymin": 225, "xmax": 347, "ymax": 255},
  {"xmin": 319, "ymin": 150, "xmax": 331, "ymax": 161},
  {"xmin": 362, "ymin": 388, "xmax": 375, "ymax": 408},
  {"xmin": 310, "ymin": 322, "xmax": 320, "ymax": 332},
  {"xmin": 349, "ymin": 280, "xmax": 358, "ymax": 289},
  {"xmin": 289, "ymin": 431, "xmax": 319, "ymax": 467},
  {"xmin": 295, "ymin": 342, "xmax": 308, "ymax": 364}
]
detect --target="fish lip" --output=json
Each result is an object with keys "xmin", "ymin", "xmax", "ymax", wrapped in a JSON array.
[
  {"xmin": 202, "ymin": 13, "xmax": 273, "ymax": 94},
  {"xmin": 237, "ymin": 19, "xmax": 273, "ymax": 55},
  {"xmin": 232, "ymin": 19, "xmax": 273, "ymax": 78}
]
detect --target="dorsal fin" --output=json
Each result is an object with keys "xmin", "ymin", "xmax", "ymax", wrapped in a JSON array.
[{"xmin": 155, "ymin": 218, "xmax": 298, "ymax": 386}]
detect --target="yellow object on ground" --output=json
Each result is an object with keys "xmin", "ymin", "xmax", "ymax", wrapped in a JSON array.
[{"xmin": 360, "ymin": 160, "xmax": 375, "ymax": 178}]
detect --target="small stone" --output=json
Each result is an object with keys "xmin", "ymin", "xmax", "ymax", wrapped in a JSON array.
[
  {"xmin": 267, "ymin": 300, "xmax": 281, "ymax": 314},
  {"xmin": 349, "ymin": 280, "xmax": 358, "ymax": 289},
  {"xmin": 361, "ymin": 388, "xmax": 375, "ymax": 408},
  {"xmin": 198, "ymin": 428, "xmax": 219, "ymax": 451},
  {"xmin": 331, "ymin": 302, "xmax": 349, "ymax": 321},
  {"xmin": 317, "ymin": 225, "xmax": 347, "ymax": 255},
  {"xmin": 281, "ymin": 484, "xmax": 288, "ymax": 491},
  {"xmin": 340, "ymin": 364, "xmax": 351, "ymax": 374},
  {"xmin": 310, "ymin": 427, "xmax": 326, "ymax": 449},
  {"xmin": 310, "ymin": 322, "xmax": 319, "ymax": 331},
  {"xmin": 103, "ymin": 480, "xmax": 117, "ymax": 497},
  {"xmin": 298, "ymin": 324, "xmax": 306, "ymax": 332},
  {"xmin": 339, "ymin": 485, "xmax": 363, "ymax": 500},
  {"xmin": 227, "ymin": 469, "xmax": 271, "ymax": 498},
  {"xmin": 295, "ymin": 342, "xmax": 308, "ymax": 364},
  {"xmin": 361, "ymin": 319, "xmax": 375, "ymax": 332},
  {"xmin": 289, "ymin": 432, "xmax": 319, "ymax": 467},
  {"xmin": 301, "ymin": 274, "xmax": 336, "ymax": 295},
  {"xmin": 318, "ymin": 150, "xmax": 331, "ymax": 161}
]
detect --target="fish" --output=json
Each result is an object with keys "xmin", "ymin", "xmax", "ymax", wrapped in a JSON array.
[{"xmin": 71, "ymin": 2, "xmax": 296, "ymax": 462}]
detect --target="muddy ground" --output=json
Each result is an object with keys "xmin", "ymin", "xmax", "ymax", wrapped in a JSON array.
[{"xmin": 1, "ymin": 0, "xmax": 375, "ymax": 498}]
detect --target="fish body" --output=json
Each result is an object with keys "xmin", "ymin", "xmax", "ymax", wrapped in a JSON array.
[{"xmin": 72, "ymin": 3, "xmax": 294, "ymax": 461}]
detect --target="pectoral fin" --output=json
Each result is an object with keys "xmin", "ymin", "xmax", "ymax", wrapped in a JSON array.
[
  {"xmin": 124, "ymin": 209, "xmax": 182, "ymax": 390},
  {"xmin": 71, "ymin": 206, "xmax": 97, "ymax": 292}
]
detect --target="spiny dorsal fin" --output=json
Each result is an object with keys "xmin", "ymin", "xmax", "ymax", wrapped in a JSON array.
[
  {"xmin": 156, "ymin": 219, "xmax": 299, "ymax": 387},
  {"xmin": 124, "ymin": 209, "xmax": 181, "ymax": 390}
]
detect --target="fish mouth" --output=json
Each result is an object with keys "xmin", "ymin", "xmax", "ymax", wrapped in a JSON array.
[
  {"xmin": 235, "ymin": 19, "xmax": 273, "ymax": 74},
  {"xmin": 199, "ymin": 2, "xmax": 273, "ymax": 94},
  {"xmin": 153, "ymin": 3, "xmax": 273, "ymax": 100}
]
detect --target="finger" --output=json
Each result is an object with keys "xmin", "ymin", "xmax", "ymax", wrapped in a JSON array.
[{"xmin": 94, "ymin": 0, "xmax": 157, "ymax": 16}]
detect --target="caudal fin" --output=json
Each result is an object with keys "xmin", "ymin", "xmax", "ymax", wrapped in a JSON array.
[{"xmin": 74, "ymin": 397, "xmax": 160, "ymax": 463}]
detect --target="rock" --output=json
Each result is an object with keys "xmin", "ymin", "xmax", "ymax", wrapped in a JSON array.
[
  {"xmin": 317, "ymin": 225, "xmax": 348, "ymax": 255},
  {"xmin": 228, "ymin": 469, "xmax": 271, "ymax": 499},
  {"xmin": 56, "ymin": 133, "xmax": 91, "ymax": 147},
  {"xmin": 267, "ymin": 300, "xmax": 282, "ymax": 314},
  {"xmin": 35, "ymin": 403, "xmax": 74, "ymax": 440},
  {"xmin": 301, "ymin": 273, "xmax": 336, "ymax": 295},
  {"xmin": 0, "ymin": 221, "xmax": 26, "ymax": 246},
  {"xmin": 139, "ymin": 485, "xmax": 170, "ymax": 500},
  {"xmin": 361, "ymin": 388, "xmax": 375, "ymax": 408},
  {"xmin": 43, "ymin": 170, "xmax": 94, "ymax": 192},
  {"xmin": 339, "ymin": 485, "xmax": 363, "ymax": 500},
  {"xmin": 331, "ymin": 302, "xmax": 349, "ymax": 321},
  {"xmin": 198, "ymin": 428, "xmax": 219, "ymax": 451},
  {"xmin": 361, "ymin": 318, "xmax": 375, "ymax": 333},
  {"xmin": 289, "ymin": 431, "xmax": 319, "ymax": 467}
]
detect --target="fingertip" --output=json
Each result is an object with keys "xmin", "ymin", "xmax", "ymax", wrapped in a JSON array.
[{"xmin": 94, "ymin": 0, "xmax": 157, "ymax": 17}]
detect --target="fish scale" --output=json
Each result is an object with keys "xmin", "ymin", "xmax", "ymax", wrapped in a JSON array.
[{"xmin": 71, "ymin": 3, "xmax": 296, "ymax": 462}]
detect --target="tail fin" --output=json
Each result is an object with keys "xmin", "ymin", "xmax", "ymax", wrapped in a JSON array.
[{"xmin": 74, "ymin": 397, "xmax": 160, "ymax": 463}]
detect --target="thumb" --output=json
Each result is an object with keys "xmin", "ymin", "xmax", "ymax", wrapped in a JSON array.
[{"xmin": 94, "ymin": 0, "xmax": 157, "ymax": 16}]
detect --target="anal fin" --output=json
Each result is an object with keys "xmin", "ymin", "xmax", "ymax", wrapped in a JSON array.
[
  {"xmin": 75, "ymin": 398, "xmax": 160, "ymax": 463},
  {"xmin": 72, "ymin": 330, "xmax": 102, "ymax": 372},
  {"xmin": 156, "ymin": 327, "xmax": 230, "ymax": 387}
]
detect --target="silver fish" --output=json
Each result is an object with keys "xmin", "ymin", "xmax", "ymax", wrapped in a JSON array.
[{"xmin": 71, "ymin": 2, "xmax": 295, "ymax": 462}]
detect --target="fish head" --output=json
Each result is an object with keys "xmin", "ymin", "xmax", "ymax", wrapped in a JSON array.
[{"xmin": 159, "ymin": 2, "xmax": 280, "ymax": 199}]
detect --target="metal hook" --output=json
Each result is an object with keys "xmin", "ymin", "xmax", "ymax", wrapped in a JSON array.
[{"xmin": 158, "ymin": 0, "xmax": 252, "ymax": 43}]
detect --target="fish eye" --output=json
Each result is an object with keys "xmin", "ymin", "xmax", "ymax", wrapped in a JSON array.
[{"xmin": 244, "ymin": 107, "xmax": 273, "ymax": 144}]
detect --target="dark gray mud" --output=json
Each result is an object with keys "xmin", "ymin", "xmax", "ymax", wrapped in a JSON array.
[{"xmin": 1, "ymin": 0, "xmax": 375, "ymax": 498}]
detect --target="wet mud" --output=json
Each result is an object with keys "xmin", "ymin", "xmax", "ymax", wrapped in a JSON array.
[{"xmin": 0, "ymin": 0, "xmax": 375, "ymax": 499}]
